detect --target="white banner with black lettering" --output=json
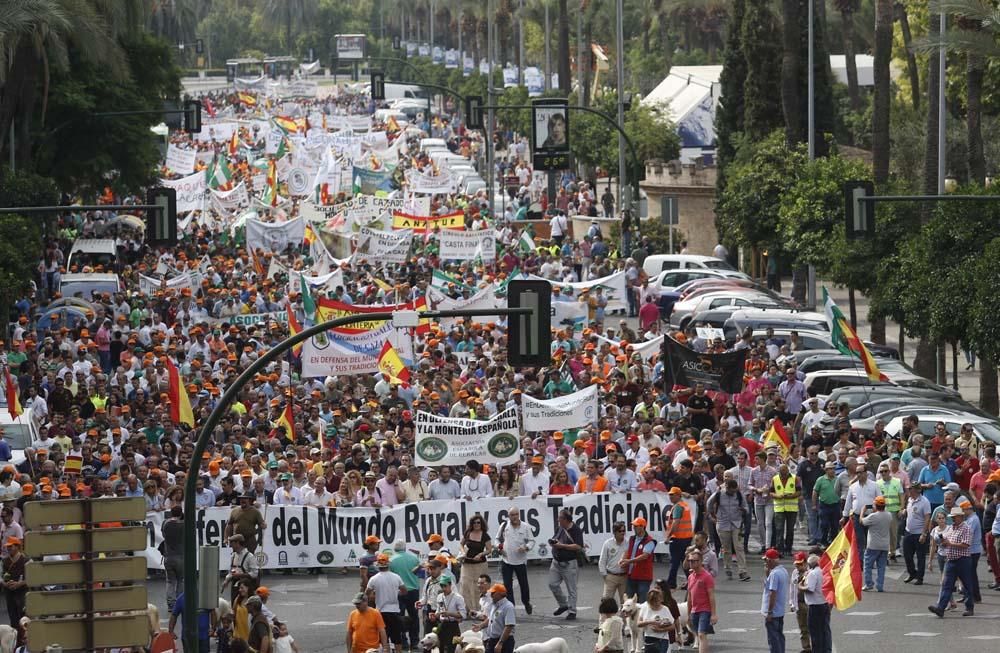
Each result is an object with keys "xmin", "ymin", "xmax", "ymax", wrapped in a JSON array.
[
  {"xmin": 246, "ymin": 216, "xmax": 306, "ymax": 254},
  {"xmin": 356, "ymin": 227, "xmax": 412, "ymax": 264},
  {"xmin": 160, "ymin": 171, "xmax": 207, "ymax": 213},
  {"xmin": 165, "ymin": 144, "xmax": 197, "ymax": 175},
  {"xmin": 207, "ymin": 311, "xmax": 287, "ymax": 327},
  {"xmin": 138, "ymin": 492, "xmax": 696, "ymax": 570},
  {"xmin": 405, "ymin": 167, "xmax": 456, "ymax": 194},
  {"xmin": 438, "ymin": 230, "xmax": 496, "ymax": 262},
  {"xmin": 414, "ymin": 406, "xmax": 521, "ymax": 467},
  {"xmin": 210, "ymin": 182, "xmax": 250, "ymax": 216},
  {"xmin": 301, "ymin": 322, "xmax": 412, "ymax": 377},
  {"xmin": 521, "ymin": 385, "xmax": 599, "ymax": 432}
]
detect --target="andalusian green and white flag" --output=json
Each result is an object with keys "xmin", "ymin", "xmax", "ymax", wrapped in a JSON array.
[
  {"xmin": 518, "ymin": 230, "xmax": 535, "ymax": 254},
  {"xmin": 206, "ymin": 155, "xmax": 233, "ymax": 190}
]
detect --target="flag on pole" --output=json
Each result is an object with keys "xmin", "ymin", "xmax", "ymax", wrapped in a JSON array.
[
  {"xmin": 238, "ymin": 92, "xmax": 257, "ymax": 107},
  {"xmin": 164, "ymin": 358, "xmax": 195, "ymax": 426},
  {"xmin": 821, "ymin": 517, "xmax": 864, "ymax": 609},
  {"xmin": 300, "ymin": 273, "xmax": 317, "ymax": 321},
  {"xmin": 313, "ymin": 149, "xmax": 331, "ymax": 204},
  {"xmin": 251, "ymin": 249, "xmax": 266, "ymax": 277},
  {"xmin": 386, "ymin": 115, "xmax": 401, "ymax": 133},
  {"xmin": 287, "ymin": 304, "xmax": 304, "ymax": 357},
  {"xmin": 761, "ymin": 419, "xmax": 791, "ymax": 457},
  {"xmin": 303, "ymin": 223, "xmax": 318, "ymax": 247},
  {"xmin": 518, "ymin": 230, "xmax": 535, "ymax": 254},
  {"xmin": 273, "ymin": 115, "xmax": 299, "ymax": 134},
  {"xmin": 4, "ymin": 368, "xmax": 21, "ymax": 419},
  {"xmin": 266, "ymin": 158, "xmax": 278, "ymax": 207},
  {"xmin": 207, "ymin": 155, "xmax": 234, "ymax": 190},
  {"xmin": 202, "ymin": 98, "xmax": 216, "ymax": 118},
  {"xmin": 228, "ymin": 129, "xmax": 239, "ymax": 157},
  {"xmin": 823, "ymin": 287, "xmax": 887, "ymax": 382},
  {"xmin": 272, "ymin": 402, "xmax": 296, "ymax": 440},
  {"xmin": 275, "ymin": 136, "xmax": 290, "ymax": 159},
  {"xmin": 377, "ymin": 342, "xmax": 411, "ymax": 386}
]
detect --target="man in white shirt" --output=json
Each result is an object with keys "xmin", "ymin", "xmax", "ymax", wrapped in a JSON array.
[
  {"xmin": 272, "ymin": 473, "xmax": 303, "ymax": 506},
  {"xmin": 799, "ymin": 398, "xmax": 825, "ymax": 437},
  {"xmin": 428, "ymin": 465, "xmax": 462, "ymax": 500},
  {"xmin": 604, "ymin": 455, "xmax": 638, "ymax": 493},
  {"xmin": 460, "ymin": 460, "xmax": 494, "ymax": 499},
  {"xmin": 842, "ymin": 461, "xmax": 880, "ymax": 558},
  {"xmin": 549, "ymin": 212, "xmax": 568, "ymax": 246},
  {"xmin": 623, "ymin": 435, "xmax": 650, "ymax": 469},
  {"xmin": 303, "ymin": 477, "xmax": 333, "ymax": 506},
  {"xmin": 519, "ymin": 456, "xmax": 550, "ymax": 498},
  {"xmin": 597, "ymin": 521, "xmax": 628, "ymax": 602},
  {"xmin": 498, "ymin": 509, "xmax": 533, "ymax": 613}
]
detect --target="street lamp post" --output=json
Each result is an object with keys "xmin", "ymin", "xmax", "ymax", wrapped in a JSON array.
[{"xmin": 615, "ymin": 0, "xmax": 627, "ymax": 216}]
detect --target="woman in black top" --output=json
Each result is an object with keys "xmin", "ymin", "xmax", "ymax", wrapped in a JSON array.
[{"xmin": 458, "ymin": 515, "xmax": 492, "ymax": 608}]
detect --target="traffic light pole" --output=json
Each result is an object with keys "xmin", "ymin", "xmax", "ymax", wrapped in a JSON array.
[{"xmin": 181, "ymin": 307, "xmax": 534, "ymax": 651}]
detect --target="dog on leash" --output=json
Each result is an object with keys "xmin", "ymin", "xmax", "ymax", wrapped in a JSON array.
[
  {"xmin": 512, "ymin": 638, "xmax": 570, "ymax": 653},
  {"xmin": 0, "ymin": 625, "xmax": 17, "ymax": 653},
  {"xmin": 618, "ymin": 595, "xmax": 643, "ymax": 653},
  {"xmin": 420, "ymin": 632, "xmax": 440, "ymax": 653},
  {"xmin": 674, "ymin": 601, "xmax": 696, "ymax": 647},
  {"xmin": 455, "ymin": 629, "xmax": 486, "ymax": 653}
]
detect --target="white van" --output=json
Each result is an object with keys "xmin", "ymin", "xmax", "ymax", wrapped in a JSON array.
[
  {"xmin": 642, "ymin": 254, "xmax": 737, "ymax": 278},
  {"xmin": 67, "ymin": 239, "xmax": 118, "ymax": 271}
]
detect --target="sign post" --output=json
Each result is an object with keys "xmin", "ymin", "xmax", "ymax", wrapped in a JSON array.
[
  {"xmin": 24, "ymin": 497, "xmax": 149, "ymax": 653},
  {"xmin": 661, "ymin": 195, "xmax": 679, "ymax": 252},
  {"xmin": 531, "ymin": 98, "xmax": 570, "ymax": 171}
]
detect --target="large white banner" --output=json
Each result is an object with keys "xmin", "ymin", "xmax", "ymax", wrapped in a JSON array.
[
  {"xmin": 208, "ymin": 311, "xmax": 287, "ymax": 327},
  {"xmin": 301, "ymin": 322, "xmax": 412, "ymax": 377},
  {"xmin": 415, "ymin": 407, "xmax": 521, "ymax": 467},
  {"xmin": 195, "ymin": 121, "xmax": 239, "ymax": 143},
  {"xmin": 246, "ymin": 216, "xmax": 306, "ymax": 254},
  {"xmin": 356, "ymin": 227, "xmax": 412, "ymax": 264},
  {"xmin": 138, "ymin": 273, "xmax": 197, "ymax": 296},
  {"xmin": 553, "ymin": 300, "xmax": 587, "ymax": 337},
  {"xmin": 160, "ymin": 171, "xmax": 207, "ymax": 213},
  {"xmin": 165, "ymin": 144, "xmax": 197, "ymax": 175},
  {"xmin": 521, "ymin": 385, "xmax": 599, "ymax": 432},
  {"xmin": 210, "ymin": 182, "xmax": 250, "ymax": 215},
  {"xmin": 138, "ymin": 492, "xmax": 695, "ymax": 570},
  {"xmin": 405, "ymin": 167, "xmax": 456, "ymax": 194},
  {"xmin": 427, "ymin": 285, "xmax": 501, "ymax": 326},
  {"xmin": 438, "ymin": 230, "xmax": 496, "ymax": 262},
  {"xmin": 523, "ymin": 271, "xmax": 630, "ymax": 312}
]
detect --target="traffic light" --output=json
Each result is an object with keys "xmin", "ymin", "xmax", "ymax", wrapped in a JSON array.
[
  {"xmin": 147, "ymin": 187, "xmax": 178, "ymax": 246},
  {"xmin": 371, "ymin": 71, "xmax": 385, "ymax": 100},
  {"xmin": 507, "ymin": 280, "xmax": 552, "ymax": 368},
  {"xmin": 465, "ymin": 95, "xmax": 484, "ymax": 130},
  {"xmin": 844, "ymin": 180, "xmax": 875, "ymax": 240},
  {"xmin": 195, "ymin": 38, "xmax": 204, "ymax": 54},
  {"xmin": 183, "ymin": 98, "xmax": 202, "ymax": 133},
  {"xmin": 393, "ymin": 35, "xmax": 402, "ymax": 50}
]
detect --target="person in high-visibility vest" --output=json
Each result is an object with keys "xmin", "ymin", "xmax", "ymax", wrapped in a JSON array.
[
  {"xmin": 772, "ymin": 465, "xmax": 801, "ymax": 557},
  {"xmin": 664, "ymin": 487, "xmax": 694, "ymax": 589}
]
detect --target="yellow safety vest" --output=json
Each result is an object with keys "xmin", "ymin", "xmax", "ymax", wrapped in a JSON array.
[{"xmin": 772, "ymin": 475, "xmax": 798, "ymax": 513}]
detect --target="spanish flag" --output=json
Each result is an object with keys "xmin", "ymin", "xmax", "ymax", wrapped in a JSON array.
[
  {"xmin": 266, "ymin": 158, "xmax": 278, "ymax": 207},
  {"xmin": 761, "ymin": 418, "xmax": 790, "ymax": 457},
  {"xmin": 273, "ymin": 402, "xmax": 296, "ymax": 440},
  {"xmin": 303, "ymin": 223, "xmax": 317, "ymax": 247},
  {"xmin": 273, "ymin": 115, "xmax": 298, "ymax": 134},
  {"xmin": 821, "ymin": 517, "xmax": 863, "ymax": 610},
  {"xmin": 386, "ymin": 115, "xmax": 401, "ymax": 133},
  {"xmin": 4, "ymin": 368, "xmax": 21, "ymax": 419},
  {"xmin": 823, "ymin": 287, "xmax": 887, "ymax": 383},
  {"xmin": 238, "ymin": 92, "xmax": 257, "ymax": 107},
  {"xmin": 287, "ymin": 304, "xmax": 304, "ymax": 357},
  {"xmin": 377, "ymin": 342, "xmax": 411, "ymax": 386},
  {"xmin": 164, "ymin": 358, "xmax": 195, "ymax": 427},
  {"xmin": 228, "ymin": 129, "xmax": 239, "ymax": 157}
]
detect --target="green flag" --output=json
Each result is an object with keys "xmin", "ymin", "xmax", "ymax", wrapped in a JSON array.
[{"xmin": 300, "ymin": 273, "xmax": 316, "ymax": 321}]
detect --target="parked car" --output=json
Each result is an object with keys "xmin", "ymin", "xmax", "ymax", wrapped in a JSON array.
[
  {"xmin": 642, "ymin": 254, "xmax": 737, "ymax": 278},
  {"xmin": 882, "ymin": 413, "xmax": 1000, "ymax": 446},
  {"xmin": 850, "ymin": 405, "xmax": 968, "ymax": 437},
  {"xmin": 825, "ymin": 385, "xmax": 980, "ymax": 415}
]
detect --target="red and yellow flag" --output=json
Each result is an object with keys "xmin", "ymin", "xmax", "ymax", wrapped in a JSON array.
[
  {"xmin": 821, "ymin": 517, "xmax": 864, "ymax": 610},
  {"xmin": 386, "ymin": 115, "xmax": 401, "ymax": 133},
  {"xmin": 303, "ymin": 223, "xmax": 317, "ymax": 246},
  {"xmin": 273, "ymin": 115, "xmax": 298, "ymax": 134},
  {"xmin": 267, "ymin": 158, "xmax": 278, "ymax": 207},
  {"xmin": 377, "ymin": 342, "xmax": 411, "ymax": 386},
  {"xmin": 824, "ymin": 287, "xmax": 887, "ymax": 383},
  {"xmin": 761, "ymin": 418, "xmax": 790, "ymax": 457},
  {"xmin": 4, "ymin": 368, "xmax": 21, "ymax": 419},
  {"xmin": 273, "ymin": 402, "xmax": 295, "ymax": 440},
  {"xmin": 287, "ymin": 304, "xmax": 304, "ymax": 357},
  {"xmin": 238, "ymin": 92, "xmax": 257, "ymax": 107},
  {"xmin": 164, "ymin": 358, "xmax": 195, "ymax": 427},
  {"xmin": 228, "ymin": 129, "xmax": 239, "ymax": 156}
]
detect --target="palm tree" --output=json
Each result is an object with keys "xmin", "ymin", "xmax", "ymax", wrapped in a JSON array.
[
  {"xmin": 0, "ymin": 0, "xmax": 140, "ymax": 166},
  {"xmin": 558, "ymin": 0, "xmax": 570, "ymax": 93},
  {"xmin": 894, "ymin": 2, "xmax": 920, "ymax": 108},
  {"xmin": 833, "ymin": 0, "xmax": 862, "ymax": 110},
  {"xmin": 872, "ymin": 0, "xmax": 892, "ymax": 185},
  {"xmin": 263, "ymin": 0, "xmax": 317, "ymax": 54}
]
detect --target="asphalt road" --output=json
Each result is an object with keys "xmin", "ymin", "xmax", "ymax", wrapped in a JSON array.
[{"xmin": 147, "ymin": 544, "xmax": 1000, "ymax": 653}]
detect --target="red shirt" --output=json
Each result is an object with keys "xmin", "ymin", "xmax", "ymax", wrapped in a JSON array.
[
  {"xmin": 639, "ymin": 301, "xmax": 660, "ymax": 331},
  {"xmin": 687, "ymin": 567, "xmax": 715, "ymax": 614},
  {"xmin": 954, "ymin": 455, "xmax": 980, "ymax": 490}
]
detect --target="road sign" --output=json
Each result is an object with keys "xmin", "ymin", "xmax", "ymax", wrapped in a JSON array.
[
  {"xmin": 507, "ymin": 280, "xmax": 552, "ymax": 367},
  {"xmin": 26, "ymin": 556, "xmax": 146, "ymax": 586},
  {"xmin": 661, "ymin": 195, "xmax": 679, "ymax": 225},
  {"xmin": 24, "ymin": 526, "xmax": 147, "ymax": 557},
  {"xmin": 844, "ymin": 180, "xmax": 875, "ymax": 240},
  {"xmin": 27, "ymin": 614, "xmax": 150, "ymax": 652},
  {"xmin": 24, "ymin": 496, "xmax": 146, "ymax": 528},
  {"xmin": 27, "ymin": 586, "xmax": 148, "ymax": 617},
  {"xmin": 147, "ymin": 186, "xmax": 178, "ymax": 246}
]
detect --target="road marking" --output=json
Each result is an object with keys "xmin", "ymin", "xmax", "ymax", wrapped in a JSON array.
[
  {"xmin": 316, "ymin": 574, "xmax": 328, "ymax": 586},
  {"xmin": 329, "ymin": 602, "xmax": 355, "ymax": 607},
  {"xmin": 967, "ymin": 635, "xmax": 1000, "ymax": 640},
  {"xmin": 843, "ymin": 630, "xmax": 880, "ymax": 635},
  {"xmin": 717, "ymin": 628, "xmax": 755, "ymax": 633},
  {"xmin": 275, "ymin": 602, "xmax": 306, "ymax": 607},
  {"xmin": 968, "ymin": 613, "xmax": 1000, "ymax": 619},
  {"xmin": 905, "ymin": 613, "xmax": 927, "ymax": 617},
  {"xmin": 310, "ymin": 621, "xmax": 344, "ymax": 626},
  {"xmin": 785, "ymin": 629, "xmax": 800, "ymax": 634},
  {"xmin": 728, "ymin": 609, "xmax": 759, "ymax": 614},
  {"xmin": 846, "ymin": 611, "xmax": 883, "ymax": 616},
  {"xmin": 904, "ymin": 632, "xmax": 939, "ymax": 637}
]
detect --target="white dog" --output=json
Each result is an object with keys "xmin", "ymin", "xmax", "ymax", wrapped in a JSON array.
[
  {"xmin": 618, "ymin": 595, "xmax": 643, "ymax": 653},
  {"xmin": 512, "ymin": 638, "xmax": 570, "ymax": 653},
  {"xmin": 216, "ymin": 597, "xmax": 233, "ymax": 619},
  {"xmin": 0, "ymin": 624, "xmax": 17, "ymax": 653},
  {"xmin": 456, "ymin": 630, "xmax": 486, "ymax": 653},
  {"xmin": 675, "ymin": 601, "xmax": 694, "ymax": 646},
  {"xmin": 420, "ymin": 631, "xmax": 440, "ymax": 653}
]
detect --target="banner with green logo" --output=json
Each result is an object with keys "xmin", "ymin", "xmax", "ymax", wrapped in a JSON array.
[{"xmin": 415, "ymin": 406, "xmax": 521, "ymax": 467}]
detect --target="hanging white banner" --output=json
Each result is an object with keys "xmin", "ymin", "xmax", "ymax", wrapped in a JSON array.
[
  {"xmin": 165, "ymin": 144, "xmax": 197, "ymax": 175},
  {"xmin": 415, "ymin": 406, "xmax": 521, "ymax": 467},
  {"xmin": 405, "ymin": 167, "xmax": 457, "ymax": 194},
  {"xmin": 301, "ymin": 322, "xmax": 411, "ymax": 377},
  {"xmin": 246, "ymin": 216, "xmax": 306, "ymax": 254},
  {"xmin": 521, "ymin": 270, "xmax": 630, "ymax": 312},
  {"xmin": 438, "ymin": 230, "xmax": 496, "ymax": 262},
  {"xmin": 137, "ymin": 273, "xmax": 196, "ymax": 296},
  {"xmin": 427, "ymin": 285, "xmax": 501, "ymax": 326},
  {"xmin": 521, "ymin": 385, "xmax": 599, "ymax": 432},
  {"xmin": 160, "ymin": 171, "xmax": 207, "ymax": 213},
  {"xmin": 210, "ymin": 182, "xmax": 250, "ymax": 215},
  {"xmin": 356, "ymin": 227, "xmax": 412, "ymax": 264}
]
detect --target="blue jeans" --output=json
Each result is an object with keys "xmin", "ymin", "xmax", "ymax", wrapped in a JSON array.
[
  {"xmin": 852, "ymin": 515, "xmax": 868, "ymax": 559},
  {"xmin": 804, "ymin": 500, "xmax": 820, "ymax": 543},
  {"xmin": 765, "ymin": 615, "xmax": 785, "ymax": 653},
  {"xmin": 936, "ymin": 556, "xmax": 975, "ymax": 612},
  {"xmin": 667, "ymin": 538, "xmax": 692, "ymax": 589},
  {"xmin": 863, "ymin": 549, "xmax": 887, "ymax": 590},
  {"xmin": 626, "ymin": 578, "xmax": 651, "ymax": 600},
  {"xmin": 818, "ymin": 503, "xmax": 839, "ymax": 545}
]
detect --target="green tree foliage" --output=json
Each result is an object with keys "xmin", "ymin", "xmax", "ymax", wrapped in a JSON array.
[
  {"xmin": 714, "ymin": 0, "xmax": 746, "ymax": 175},
  {"xmin": 31, "ymin": 33, "xmax": 181, "ymax": 197},
  {"xmin": 740, "ymin": 0, "xmax": 783, "ymax": 139},
  {"xmin": 0, "ymin": 169, "xmax": 59, "ymax": 318},
  {"xmin": 716, "ymin": 132, "xmax": 805, "ymax": 251}
]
